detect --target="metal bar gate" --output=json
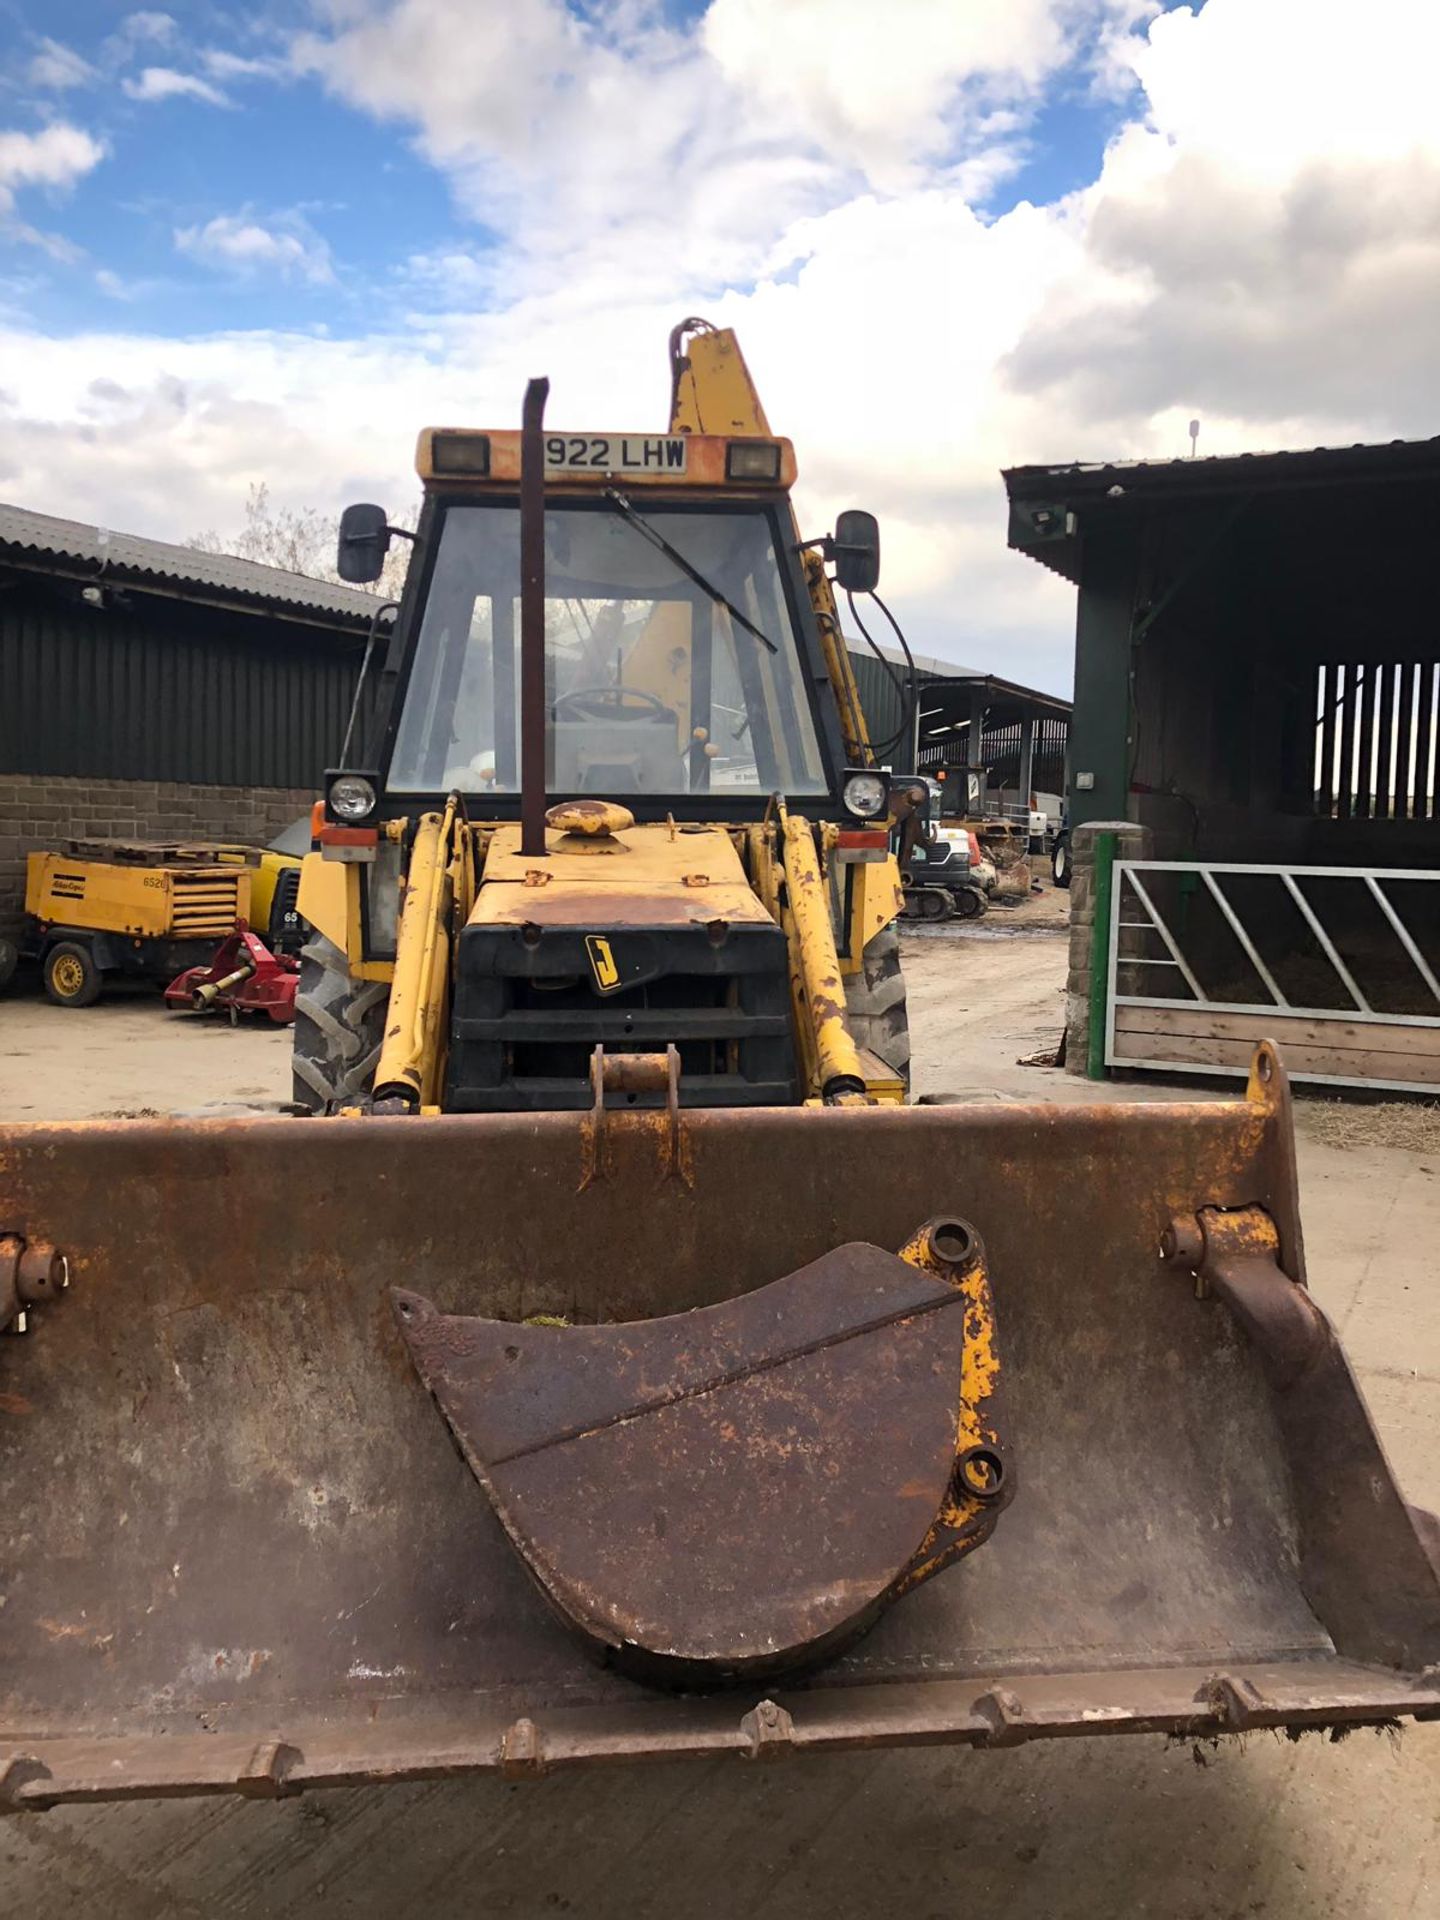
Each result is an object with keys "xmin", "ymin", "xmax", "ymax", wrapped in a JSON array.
[{"xmin": 1107, "ymin": 861, "xmax": 1440, "ymax": 1094}]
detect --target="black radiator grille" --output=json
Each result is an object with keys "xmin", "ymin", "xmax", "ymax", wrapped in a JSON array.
[{"xmin": 446, "ymin": 921, "xmax": 797, "ymax": 1111}]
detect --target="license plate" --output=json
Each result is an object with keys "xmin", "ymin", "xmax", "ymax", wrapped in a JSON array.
[{"xmin": 544, "ymin": 434, "xmax": 688, "ymax": 475}]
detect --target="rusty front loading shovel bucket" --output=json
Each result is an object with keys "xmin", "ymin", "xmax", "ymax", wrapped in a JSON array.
[{"xmin": 3, "ymin": 1042, "xmax": 1439, "ymax": 1810}]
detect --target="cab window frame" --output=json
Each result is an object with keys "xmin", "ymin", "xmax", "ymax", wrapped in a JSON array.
[{"xmin": 371, "ymin": 491, "xmax": 849, "ymax": 820}]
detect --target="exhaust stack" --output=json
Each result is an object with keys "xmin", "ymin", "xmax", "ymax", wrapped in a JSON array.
[{"xmin": 519, "ymin": 375, "xmax": 550, "ymax": 860}]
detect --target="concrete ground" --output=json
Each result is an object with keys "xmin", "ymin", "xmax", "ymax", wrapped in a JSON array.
[{"xmin": 2, "ymin": 916, "xmax": 1439, "ymax": 1918}]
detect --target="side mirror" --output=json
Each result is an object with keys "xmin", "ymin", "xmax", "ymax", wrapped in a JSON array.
[
  {"xmin": 337, "ymin": 503, "xmax": 391, "ymax": 584},
  {"xmin": 832, "ymin": 509, "xmax": 880, "ymax": 593}
]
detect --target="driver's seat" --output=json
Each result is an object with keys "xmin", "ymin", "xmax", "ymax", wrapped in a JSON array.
[{"xmin": 552, "ymin": 713, "xmax": 687, "ymax": 793}]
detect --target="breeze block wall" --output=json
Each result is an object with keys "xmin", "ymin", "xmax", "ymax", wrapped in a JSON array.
[{"xmin": 0, "ymin": 774, "xmax": 315, "ymax": 940}]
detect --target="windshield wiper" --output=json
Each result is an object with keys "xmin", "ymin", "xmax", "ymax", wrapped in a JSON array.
[{"xmin": 604, "ymin": 487, "xmax": 777, "ymax": 654}]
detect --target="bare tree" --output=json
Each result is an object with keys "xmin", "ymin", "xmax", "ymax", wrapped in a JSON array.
[{"xmin": 189, "ymin": 483, "xmax": 415, "ymax": 597}]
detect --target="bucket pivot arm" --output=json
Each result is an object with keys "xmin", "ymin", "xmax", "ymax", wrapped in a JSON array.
[{"xmin": 1162, "ymin": 1199, "xmax": 1440, "ymax": 1673}]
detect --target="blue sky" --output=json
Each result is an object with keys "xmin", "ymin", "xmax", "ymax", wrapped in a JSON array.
[
  {"xmin": 1, "ymin": 3, "xmax": 1188, "ymax": 338},
  {"xmin": 2, "ymin": 1, "xmax": 1435, "ymax": 694},
  {"xmin": 2, "ymin": 3, "xmax": 454, "ymax": 334}
]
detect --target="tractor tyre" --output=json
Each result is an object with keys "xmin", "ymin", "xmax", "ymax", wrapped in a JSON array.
[
  {"xmin": 291, "ymin": 934, "xmax": 389, "ymax": 1113},
  {"xmin": 844, "ymin": 922, "xmax": 911, "ymax": 1094}
]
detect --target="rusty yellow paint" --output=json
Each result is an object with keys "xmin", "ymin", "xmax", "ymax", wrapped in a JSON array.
[
  {"xmin": 1202, "ymin": 1204, "xmax": 1280, "ymax": 1262},
  {"xmin": 473, "ymin": 822, "xmax": 772, "ymax": 931},
  {"xmin": 295, "ymin": 850, "xmax": 395, "ymax": 983},
  {"xmin": 780, "ymin": 811, "xmax": 866, "ymax": 1100},
  {"xmin": 668, "ymin": 326, "xmax": 772, "ymax": 437},
  {"xmin": 746, "ymin": 818, "xmax": 893, "ymax": 1101},
  {"xmin": 325, "ymin": 806, "xmax": 889, "ymax": 1112},
  {"xmin": 1246, "ymin": 1039, "xmax": 1283, "ymax": 1110},
  {"xmin": 802, "ymin": 547, "xmax": 872, "ymax": 769},
  {"xmin": 743, "ymin": 824, "xmax": 781, "ymax": 926},
  {"xmin": 295, "ymin": 849, "xmax": 347, "ymax": 949},
  {"xmin": 545, "ymin": 800, "xmax": 636, "ymax": 837},
  {"xmin": 852, "ymin": 1048, "xmax": 906, "ymax": 1104},
  {"xmin": 747, "ymin": 819, "xmax": 820, "ymax": 1096},
  {"xmin": 841, "ymin": 849, "xmax": 906, "ymax": 979},
  {"xmin": 896, "ymin": 1224, "xmax": 1004, "ymax": 1570},
  {"xmin": 414, "ymin": 428, "xmax": 796, "ymax": 492},
  {"xmin": 372, "ymin": 803, "xmax": 457, "ymax": 1107}
]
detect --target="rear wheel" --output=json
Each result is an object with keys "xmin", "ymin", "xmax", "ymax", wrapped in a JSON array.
[
  {"xmin": 43, "ymin": 940, "xmax": 102, "ymax": 1008},
  {"xmin": 1052, "ymin": 834, "xmax": 1071, "ymax": 889},
  {"xmin": 291, "ymin": 935, "xmax": 389, "ymax": 1112},
  {"xmin": 844, "ymin": 923, "xmax": 911, "ymax": 1093}
]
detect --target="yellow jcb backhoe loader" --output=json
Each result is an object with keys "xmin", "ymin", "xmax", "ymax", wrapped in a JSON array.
[{"xmin": 2, "ymin": 322, "xmax": 1438, "ymax": 1811}]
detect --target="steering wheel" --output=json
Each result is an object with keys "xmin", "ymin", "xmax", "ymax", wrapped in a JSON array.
[{"xmin": 553, "ymin": 685, "xmax": 671, "ymax": 723}]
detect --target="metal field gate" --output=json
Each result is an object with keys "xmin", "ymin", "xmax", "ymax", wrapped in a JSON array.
[{"xmin": 1106, "ymin": 862, "xmax": 1440, "ymax": 1094}]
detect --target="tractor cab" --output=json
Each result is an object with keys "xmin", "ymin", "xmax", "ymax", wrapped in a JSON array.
[
  {"xmin": 338, "ymin": 428, "xmax": 882, "ymax": 827},
  {"xmin": 298, "ymin": 393, "xmax": 905, "ymax": 1117}
]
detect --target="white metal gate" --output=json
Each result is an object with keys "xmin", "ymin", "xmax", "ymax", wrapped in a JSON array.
[{"xmin": 1107, "ymin": 861, "xmax": 1440, "ymax": 1093}]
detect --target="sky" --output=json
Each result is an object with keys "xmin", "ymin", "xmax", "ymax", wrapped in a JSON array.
[{"xmin": 2, "ymin": 0, "xmax": 1439, "ymax": 695}]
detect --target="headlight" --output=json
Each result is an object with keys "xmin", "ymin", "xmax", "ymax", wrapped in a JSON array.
[
  {"xmin": 430, "ymin": 431, "xmax": 491, "ymax": 476},
  {"xmin": 842, "ymin": 772, "xmax": 889, "ymax": 820},
  {"xmin": 725, "ymin": 440, "xmax": 782, "ymax": 482},
  {"xmin": 328, "ymin": 773, "xmax": 377, "ymax": 823}
]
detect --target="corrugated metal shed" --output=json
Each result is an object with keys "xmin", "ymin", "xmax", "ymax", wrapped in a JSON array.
[
  {"xmin": 848, "ymin": 648, "xmax": 930, "ymax": 755},
  {"xmin": 0, "ymin": 501, "xmax": 380, "ymax": 628},
  {"xmin": 846, "ymin": 647, "xmax": 1069, "ymax": 787},
  {"xmin": 0, "ymin": 508, "xmax": 385, "ymax": 791},
  {"xmin": 847, "ymin": 643, "xmax": 985, "ymax": 759},
  {"xmin": 0, "ymin": 594, "xmax": 370, "ymax": 789},
  {"xmin": 1003, "ymin": 434, "xmax": 1440, "ymax": 584}
]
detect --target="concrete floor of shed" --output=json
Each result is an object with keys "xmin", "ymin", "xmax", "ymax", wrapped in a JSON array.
[{"xmin": 2, "ymin": 917, "xmax": 1438, "ymax": 1920}]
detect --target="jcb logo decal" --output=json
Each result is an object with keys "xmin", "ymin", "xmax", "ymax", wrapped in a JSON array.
[{"xmin": 585, "ymin": 935, "xmax": 621, "ymax": 993}]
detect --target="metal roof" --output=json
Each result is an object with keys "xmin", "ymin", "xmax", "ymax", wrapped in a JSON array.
[
  {"xmin": 852, "ymin": 639, "xmax": 983, "ymax": 681},
  {"xmin": 0, "ymin": 500, "xmax": 383, "ymax": 628},
  {"xmin": 1002, "ymin": 434, "xmax": 1440, "ymax": 583},
  {"xmin": 917, "ymin": 672, "xmax": 1071, "ymax": 720}
]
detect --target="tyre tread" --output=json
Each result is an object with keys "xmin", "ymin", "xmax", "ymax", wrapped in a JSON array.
[
  {"xmin": 844, "ymin": 924, "xmax": 911, "ymax": 1089},
  {"xmin": 291, "ymin": 935, "xmax": 389, "ymax": 1111}
]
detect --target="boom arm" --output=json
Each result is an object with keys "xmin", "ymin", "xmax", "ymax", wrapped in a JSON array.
[{"xmin": 667, "ymin": 319, "xmax": 875, "ymax": 768}]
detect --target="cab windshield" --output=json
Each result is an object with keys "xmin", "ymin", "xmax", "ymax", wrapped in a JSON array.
[{"xmin": 387, "ymin": 502, "xmax": 829, "ymax": 797}]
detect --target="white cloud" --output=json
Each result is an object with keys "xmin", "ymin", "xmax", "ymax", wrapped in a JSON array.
[
  {"xmin": 200, "ymin": 49, "xmax": 292, "ymax": 83},
  {"xmin": 1001, "ymin": 0, "xmax": 1440, "ymax": 446},
  {"xmin": 120, "ymin": 11, "xmax": 178, "ymax": 44},
  {"xmin": 701, "ymin": 0, "xmax": 1067, "ymax": 187},
  {"xmin": 9, "ymin": 0, "xmax": 1440, "ymax": 693},
  {"xmin": 122, "ymin": 67, "xmax": 230, "ymax": 108},
  {"xmin": 0, "ymin": 124, "xmax": 105, "ymax": 217},
  {"xmin": 27, "ymin": 38, "xmax": 97, "ymax": 90},
  {"xmin": 174, "ymin": 212, "xmax": 335, "ymax": 284},
  {"xmin": 292, "ymin": 0, "xmax": 1090, "ymax": 301}
]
